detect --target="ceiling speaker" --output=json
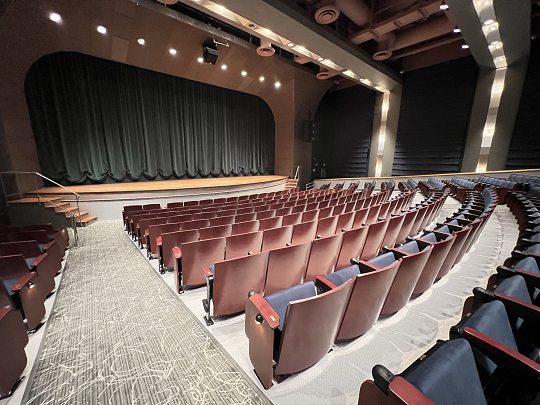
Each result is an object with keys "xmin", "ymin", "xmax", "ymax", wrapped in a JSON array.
[
  {"xmin": 203, "ymin": 42, "xmax": 219, "ymax": 65},
  {"xmin": 257, "ymin": 40, "xmax": 275, "ymax": 57}
]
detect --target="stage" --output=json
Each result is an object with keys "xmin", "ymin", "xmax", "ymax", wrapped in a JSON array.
[{"xmin": 32, "ymin": 176, "xmax": 288, "ymax": 221}]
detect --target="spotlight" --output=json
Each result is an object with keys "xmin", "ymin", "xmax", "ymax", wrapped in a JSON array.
[
  {"xmin": 317, "ymin": 57, "xmax": 323, "ymax": 61},
  {"xmin": 169, "ymin": 48, "xmax": 177, "ymax": 55},
  {"xmin": 241, "ymin": 71, "xmax": 247, "ymax": 77},
  {"xmin": 287, "ymin": 43, "xmax": 294, "ymax": 47},
  {"xmin": 453, "ymin": 28, "xmax": 461, "ymax": 33},
  {"xmin": 440, "ymin": 4, "xmax": 449, "ymax": 10},
  {"xmin": 259, "ymin": 76, "xmax": 265, "ymax": 82},
  {"xmin": 138, "ymin": 38, "xmax": 145, "ymax": 45},
  {"xmin": 49, "ymin": 12, "xmax": 62, "ymax": 23},
  {"xmin": 97, "ymin": 26, "xmax": 107, "ymax": 34},
  {"xmin": 197, "ymin": 57, "xmax": 204, "ymax": 63},
  {"xmin": 483, "ymin": 19, "xmax": 494, "ymax": 26},
  {"xmin": 221, "ymin": 64, "xmax": 227, "ymax": 70},
  {"xmin": 462, "ymin": 44, "xmax": 469, "ymax": 49},
  {"xmin": 274, "ymin": 82, "xmax": 281, "ymax": 88}
]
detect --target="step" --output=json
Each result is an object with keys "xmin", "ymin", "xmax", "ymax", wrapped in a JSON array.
[
  {"xmin": 77, "ymin": 216, "xmax": 98, "ymax": 227},
  {"xmin": 73, "ymin": 211, "xmax": 89, "ymax": 220},
  {"xmin": 53, "ymin": 202, "xmax": 72, "ymax": 212},
  {"xmin": 43, "ymin": 198, "xmax": 63, "ymax": 207},
  {"xmin": 59, "ymin": 207, "xmax": 79, "ymax": 217}
]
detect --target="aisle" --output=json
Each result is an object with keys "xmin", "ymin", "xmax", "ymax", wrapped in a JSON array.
[{"xmin": 24, "ymin": 221, "xmax": 269, "ymax": 405}]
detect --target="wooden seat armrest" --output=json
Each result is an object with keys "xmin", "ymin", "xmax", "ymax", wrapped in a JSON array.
[
  {"xmin": 203, "ymin": 266, "xmax": 213, "ymax": 278},
  {"xmin": 42, "ymin": 240, "xmax": 55, "ymax": 251},
  {"xmin": 357, "ymin": 261, "xmax": 380, "ymax": 274},
  {"xmin": 463, "ymin": 327, "xmax": 540, "ymax": 378},
  {"xmin": 144, "ymin": 229, "xmax": 149, "ymax": 236},
  {"xmin": 12, "ymin": 272, "xmax": 37, "ymax": 292},
  {"xmin": 516, "ymin": 269, "xmax": 540, "ymax": 288},
  {"xmin": 31, "ymin": 253, "xmax": 48, "ymax": 268},
  {"xmin": 494, "ymin": 292, "xmax": 540, "ymax": 325},
  {"xmin": 0, "ymin": 307, "xmax": 12, "ymax": 321},
  {"xmin": 315, "ymin": 276, "xmax": 336, "ymax": 292},
  {"xmin": 172, "ymin": 247, "xmax": 182, "ymax": 259},
  {"xmin": 248, "ymin": 294, "xmax": 279, "ymax": 329},
  {"xmin": 156, "ymin": 237, "xmax": 162, "ymax": 246},
  {"xmin": 388, "ymin": 377, "xmax": 435, "ymax": 405}
]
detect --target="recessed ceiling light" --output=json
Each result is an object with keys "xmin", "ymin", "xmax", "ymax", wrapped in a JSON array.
[
  {"xmin": 490, "ymin": 40, "xmax": 500, "ymax": 45},
  {"xmin": 221, "ymin": 64, "xmax": 227, "ymax": 70},
  {"xmin": 287, "ymin": 43, "xmax": 294, "ymax": 47},
  {"xmin": 138, "ymin": 38, "xmax": 145, "ymax": 45},
  {"xmin": 197, "ymin": 57, "xmax": 204, "ymax": 63},
  {"xmin": 462, "ymin": 44, "xmax": 469, "ymax": 49},
  {"xmin": 453, "ymin": 28, "xmax": 461, "ymax": 33},
  {"xmin": 169, "ymin": 48, "xmax": 177, "ymax": 55},
  {"xmin": 259, "ymin": 76, "xmax": 265, "ymax": 82},
  {"xmin": 241, "ymin": 71, "xmax": 247, "ymax": 77},
  {"xmin": 495, "ymin": 56, "xmax": 504, "ymax": 61},
  {"xmin": 399, "ymin": 70, "xmax": 404, "ymax": 74},
  {"xmin": 274, "ymin": 82, "xmax": 281, "ymax": 88},
  {"xmin": 440, "ymin": 4, "xmax": 449, "ymax": 10},
  {"xmin": 483, "ymin": 19, "xmax": 494, "ymax": 26},
  {"xmin": 49, "ymin": 12, "xmax": 62, "ymax": 23},
  {"xmin": 317, "ymin": 57, "xmax": 323, "ymax": 61},
  {"xmin": 97, "ymin": 26, "xmax": 107, "ymax": 34}
]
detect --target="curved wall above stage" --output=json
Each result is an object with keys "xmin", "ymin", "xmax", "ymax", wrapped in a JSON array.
[{"xmin": 25, "ymin": 52, "xmax": 275, "ymax": 185}]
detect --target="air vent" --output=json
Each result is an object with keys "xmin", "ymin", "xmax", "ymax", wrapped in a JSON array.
[
  {"xmin": 316, "ymin": 68, "xmax": 331, "ymax": 80},
  {"xmin": 257, "ymin": 41, "xmax": 275, "ymax": 57},
  {"xmin": 315, "ymin": 5, "xmax": 340, "ymax": 24},
  {"xmin": 373, "ymin": 50, "xmax": 393, "ymax": 60}
]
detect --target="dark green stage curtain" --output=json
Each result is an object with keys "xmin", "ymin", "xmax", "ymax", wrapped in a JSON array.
[{"xmin": 24, "ymin": 52, "xmax": 275, "ymax": 184}]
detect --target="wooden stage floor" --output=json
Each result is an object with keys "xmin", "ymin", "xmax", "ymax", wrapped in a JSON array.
[{"xmin": 35, "ymin": 175, "xmax": 287, "ymax": 195}]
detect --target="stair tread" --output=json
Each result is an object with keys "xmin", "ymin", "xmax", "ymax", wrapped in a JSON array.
[
  {"xmin": 78, "ymin": 216, "xmax": 97, "ymax": 223},
  {"xmin": 60, "ymin": 207, "xmax": 78, "ymax": 212},
  {"xmin": 73, "ymin": 211, "xmax": 88, "ymax": 217}
]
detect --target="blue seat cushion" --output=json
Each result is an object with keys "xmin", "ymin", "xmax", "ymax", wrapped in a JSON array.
[
  {"xmin": 2, "ymin": 279, "xmax": 17, "ymax": 296},
  {"xmin": 406, "ymin": 339, "xmax": 486, "ymax": 405},
  {"xmin": 495, "ymin": 275, "xmax": 531, "ymax": 330},
  {"xmin": 421, "ymin": 232, "xmax": 438, "ymax": 244},
  {"xmin": 436, "ymin": 225, "xmax": 450, "ymax": 234},
  {"xmin": 463, "ymin": 301, "xmax": 518, "ymax": 376},
  {"xmin": 25, "ymin": 257, "xmax": 35, "ymax": 268},
  {"xmin": 325, "ymin": 265, "xmax": 360, "ymax": 287},
  {"xmin": 448, "ymin": 219, "xmax": 459, "ymax": 225},
  {"xmin": 209, "ymin": 264, "xmax": 215, "ymax": 275},
  {"xmin": 367, "ymin": 252, "xmax": 398, "ymax": 269},
  {"xmin": 532, "ymin": 233, "xmax": 540, "ymax": 242},
  {"xmin": 516, "ymin": 257, "xmax": 540, "ymax": 275},
  {"xmin": 397, "ymin": 241, "xmax": 420, "ymax": 254},
  {"xmin": 526, "ymin": 244, "xmax": 540, "ymax": 255},
  {"xmin": 265, "ymin": 281, "xmax": 317, "ymax": 331}
]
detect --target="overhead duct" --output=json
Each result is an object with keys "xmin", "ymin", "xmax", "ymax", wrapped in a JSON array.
[
  {"xmin": 315, "ymin": 0, "xmax": 340, "ymax": 24},
  {"xmin": 334, "ymin": 0, "xmax": 371, "ymax": 27},
  {"xmin": 156, "ymin": 0, "xmax": 177, "ymax": 4},
  {"xmin": 373, "ymin": 32, "xmax": 396, "ymax": 60},
  {"xmin": 316, "ymin": 67, "xmax": 336, "ymax": 80},
  {"xmin": 256, "ymin": 40, "xmax": 275, "ymax": 57}
]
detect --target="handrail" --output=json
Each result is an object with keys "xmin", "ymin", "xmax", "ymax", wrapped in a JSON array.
[
  {"xmin": 294, "ymin": 166, "xmax": 300, "ymax": 180},
  {"xmin": 0, "ymin": 171, "xmax": 80, "ymax": 196}
]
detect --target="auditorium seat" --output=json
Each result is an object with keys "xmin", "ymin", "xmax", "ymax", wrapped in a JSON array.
[
  {"xmin": 380, "ymin": 240, "xmax": 433, "ymax": 315},
  {"xmin": 332, "ymin": 203, "xmax": 346, "ymax": 216},
  {"xmin": 145, "ymin": 223, "xmax": 181, "ymax": 258},
  {"xmin": 283, "ymin": 212, "xmax": 302, "ymax": 226},
  {"xmin": 433, "ymin": 222, "xmax": 472, "ymax": 277},
  {"xmin": 199, "ymin": 224, "xmax": 233, "ymax": 240},
  {"xmin": 291, "ymin": 220, "xmax": 318, "ymax": 244},
  {"xmin": 231, "ymin": 220, "xmax": 259, "ymax": 235},
  {"xmin": 209, "ymin": 215, "xmax": 235, "ymax": 227},
  {"xmin": 20, "ymin": 224, "xmax": 69, "ymax": 251},
  {"xmin": 237, "ymin": 207, "xmax": 255, "ymax": 215},
  {"xmin": 316, "ymin": 215, "xmax": 338, "ymax": 237},
  {"xmin": 360, "ymin": 219, "xmax": 390, "ymax": 260},
  {"xmin": 167, "ymin": 214, "xmax": 193, "ymax": 224},
  {"xmin": 395, "ymin": 209, "xmax": 419, "ymax": 245},
  {"xmin": 301, "ymin": 209, "xmax": 319, "ymax": 223},
  {"xmin": 137, "ymin": 217, "xmax": 168, "ymax": 248},
  {"xmin": 264, "ymin": 242, "xmax": 312, "ymax": 296},
  {"xmin": 292, "ymin": 204, "xmax": 306, "ymax": 214},
  {"xmin": 142, "ymin": 203, "xmax": 161, "ymax": 210},
  {"xmin": 261, "ymin": 226, "xmax": 293, "ymax": 251},
  {"xmin": 0, "ymin": 284, "xmax": 29, "ymax": 399},
  {"xmin": 259, "ymin": 216, "xmax": 283, "ymax": 231},
  {"xmin": 225, "ymin": 231, "xmax": 263, "ymax": 260},
  {"xmin": 380, "ymin": 213, "xmax": 406, "ymax": 249},
  {"xmin": 336, "ymin": 211, "xmax": 355, "ymax": 231},
  {"xmin": 0, "ymin": 255, "xmax": 45, "ymax": 330},
  {"xmin": 317, "ymin": 252, "xmax": 401, "ymax": 340},
  {"xmin": 304, "ymin": 233, "xmax": 343, "ymax": 282},
  {"xmin": 203, "ymin": 250, "xmax": 270, "ymax": 325},
  {"xmin": 158, "ymin": 229, "xmax": 198, "ymax": 271},
  {"xmin": 8, "ymin": 230, "xmax": 63, "ymax": 265},
  {"xmin": 173, "ymin": 237, "xmax": 226, "ymax": 292},
  {"xmin": 335, "ymin": 226, "xmax": 369, "ymax": 270},
  {"xmin": 256, "ymin": 209, "xmax": 276, "ymax": 221},
  {"xmin": 181, "ymin": 218, "xmax": 210, "ymax": 231},
  {"xmin": 234, "ymin": 212, "xmax": 256, "ymax": 223},
  {"xmin": 276, "ymin": 207, "xmax": 293, "ymax": 217},
  {"xmin": 245, "ymin": 279, "xmax": 353, "ymax": 389}
]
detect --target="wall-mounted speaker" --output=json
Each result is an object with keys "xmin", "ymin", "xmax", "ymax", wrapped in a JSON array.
[
  {"xmin": 203, "ymin": 41, "xmax": 219, "ymax": 65},
  {"xmin": 303, "ymin": 120, "xmax": 319, "ymax": 142}
]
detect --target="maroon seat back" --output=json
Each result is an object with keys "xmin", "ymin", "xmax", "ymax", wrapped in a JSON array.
[
  {"xmin": 143, "ymin": 204, "xmax": 161, "ymax": 210},
  {"xmin": 306, "ymin": 202, "xmax": 319, "ymax": 211},
  {"xmin": 276, "ymin": 207, "xmax": 293, "ymax": 217},
  {"xmin": 335, "ymin": 259, "xmax": 401, "ymax": 340},
  {"xmin": 8, "ymin": 230, "xmax": 49, "ymax": 244},
  {"xmin": 283, "ymin": 212, "xmax": 302, "ymax": 226},
  {"xmin": 167, "ymin": 214, "xmax": 193, "ymax": 224},
  {"xmin": 317, "ymin": 216, "xmax": 338, "ymax": 237},
  {"xmin": 264, "ymin": 242, "xmax": 312, "ymax": 296},
  {"xmin": 160, "ymin": 229, "xmax": 199, "ymax": 269},
  {"xmin": 259, "ymin": 216, "xmax": 283, "ymax": 231},
  {"xmin": 139, "ymin": 218, "xmax": 168, "ymax": 241},
  {"xmin": 213, "ymin": 251, "xmax": 270, "ymax": 316},
  {"xmin": 378, "ymin": 201, "xmax": 391, "ymax": 219},
  {"xmin": 193, "ymin": 212, "xmax": 217, "ymax": 220},
  {"xmin": 231, "ymin": 220, "xmax": 259, "ymax": 235},
  {"xmin": 254, "ymin": 205, "xmax": 270, "ymax": 213},
  {"xmin": 178, "ymin": 237, "xmax": 225, "ymax": 287},
  {"xmin": 380, "ymin": 243, "xmax": 434, "ymax": 315},
  {"xmin": 336, "ymin": 212, "xmax": 355, "ymax": 231},
  {"xmin": 301, "ymin": 210, "xmax": 319, "ymax": 223},
  {"xmin": 380, "ymin": 214, "xmax": 406, "ymax": 249},
  {"xmin": 409, "ymin": 205, "xmax": 429, "ymax": 236},
  {"xmin": 318, "ymin": 206, "xmax": 334, "ymax": 219},
  {"xmin": 148, "ymin": 223, "xmax": 181, "ymax": 255},
  {"xmin": 274, "ymin": 280, "xmax": 354, "ymax": 376},
  {"xmin": 199, "ymin": 224, "xmax": 233, "ymax": 241},
  {"xmin": 167, "ymin": 202, "xmax": 183, "ymax": 209},
  {"xmin": 292, "ymin": 205, "xmax": 306, "ymax": 214},
  {"xmin": 366, "ymin": 205, "xmax": 381, "ymax": 225},
  {"xmin": 360, "ymin": 219, "xmax": 390, "ymax": 260},
  {"xmin": 211, "ymin": 215, "xmax": 235, "ymax": 226},
  {"xmin": 304, "ymin": 233, "xmax": 343, "ymax": 282},
  {"xmin": 225, "ymin": 231, "xmax": 264, "ymax": 260},
  {"xmin": 256, "ymin": 209, "xmax": 276, "ymax": 220},
  {"xmin": 219, "ymin": 209, "xmax": 237, "ymax": 217},
  {"xmin": 439, "ymin": 225, "xmax": 472, "ymax": 278},
  {"xmin": 235, "ymin": 213, "xmax": 257, "ymax": 223},
  {"xmin": 414, "ymin": 232, "xmax": 456, "ymax": 294},
  {"xmin": 291, "ymin": 220, "xmax": 318, "ymax": 244},
  {"xmin": 20, "ymin": 224, "xmax": 55, "ymax": 234},
  {"xmin": 335, "ymin": 226, "xmax": 369, "ymax": 270},
  {"xmin": 352, "ymin": 207, "xmax": 369, "ymax": 228},
  {"xmin": 261, "ymin": 226, "xmax": 293, "ymax": 251},
  {"xmin": 123, "ymin": 205, "xmax": 142, "ymax": 217},
  {"xmin": 395, "ymin": 209, "xmax": 419, "ymax": 245},
  {"xmin": 226, "ymin": 196, "xmax": 239, "ymax": 203},
  {"xmin": 318, "ymin": 200, "xmax": 330, "ymax": 209},
  {"xmin": 181, "ymin": 218, "xmax": 210, "ymax": 231},
  {"xmin": 332, "ymin": 204, "xmax": 346, "ymax": 216}
]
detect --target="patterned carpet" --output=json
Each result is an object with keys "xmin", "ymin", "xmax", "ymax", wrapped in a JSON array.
[{"xmin": 24, "ymin": 221, "xmax": 270, "ymax": 405}]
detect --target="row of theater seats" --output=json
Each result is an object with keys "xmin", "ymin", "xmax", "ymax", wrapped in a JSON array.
[
  {"xmin": 508, "ymin": 173, "xmax": 540, "ymax": 186},
  {"xmin": 0, "ymin": 223, "xmax": 69, "ymax": 399},
  {"xmin": 319, "ymin": 179, "xmax": 380, "ymax": 192},
  {"xmin": 356, "ymin": 185, "xmax": 540, "ymax": 404},
  {"xmin": 398, "ymin": 179, "xmax": 418, "ymax": 193},
  {"xmin": 418, "ymin": 178, "xmax": 446, "ymax": 195},
  {"xmin": 243, "ymin": 185, "xmax": 498, "ymax": 389}
]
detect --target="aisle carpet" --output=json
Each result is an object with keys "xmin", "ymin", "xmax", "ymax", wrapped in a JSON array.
[{"xmin": 25, "ymin": 221, "xmax": 269, "ymax": 405}]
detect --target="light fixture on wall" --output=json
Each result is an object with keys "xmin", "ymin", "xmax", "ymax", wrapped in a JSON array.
[
  {"xmin": 274, "ymin": 82, "xmax": 281, "ymax": 88},
  {"xmin": 49, "ymin": 12, "xmax": 62, "ymax": 23},
  {"xmin": 483, "ymin": 19, "xmax": 494, "ymax": 25},
  {"xmin": 169, "ymin": 48, "xmax": 177, "ymax": 55},
  {"xmin": 440, "ymin": 4, "xmax": 449, "ymax": 10},
  {"xmin": 259, "ymin": 76, "xmax": 265, "ymax": 82},
  {"xmin": 453, "ymin": 28, "xmax": 461, "ymax": 33},
  {"xmin": 138, "ymin": 38, "xmax": 145, "ymax": 45},
  {"xmin": 462, "ymin": 44, "xmax": 469, "ymax": 49},
  {"xmin": 97, "ymin": 26, "xmax": 107, "ymax": 34},
  {"xmin": 221, "ymin": 64, "xmax": 227, "ymax": 70},
  {"xmin": 241, "ymin": 71, "xmax": 247, "ymax": 77},
  {"xmin": 197, "ymin": 57, "xmax": 204, "ymax": 63}
]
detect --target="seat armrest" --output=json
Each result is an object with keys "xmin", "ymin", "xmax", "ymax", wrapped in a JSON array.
[
  {"xmin": 172, "ymin": 247, "xmax": 182, "ymax": 259},
  {"xmin": 357, "ymin": 261, "xmax": 379, "ymax": 274},
  {"xmin": 43, "ymin": 240, "xmax": 55, "ymax": 251},
  {"xmin": 247, "ymin": 294, "xmax": 279, "ymax": 329},
  {"xmin": 157, "ymin": 236, "xmax": 162, "ymax": 246},
  {"xmin": 12, "ymin": 272, "xmax": 37, "ymax": 292},
  {"xmin": 463, "ymin": 327, "xmax": 540, "ymax": 378},
  {"xmin": 144, "ymin": 229, "xmax": 149, "ymax": 237},
  {"xmin": 432, "ymin": 230, "xmax": 451, "ymax": 241},
  {"xmin": 0, "ymin": 307, "xmax": 12, "ymax": 322},
  {"xmin": 494, "ymin": 292, "xmax": 540, "ymax": 325},
  {"xmin": 516, "ymin": 269, "xmax": 540, "ymax": 289},
  {"xmin": 203, "ymin": 266, "xmax": 213, "ymax": 278},
  {"xmin": 31, "ymin": 253, "xmax": 48, "ymax": 268},
  {"xmin": 315, "ymin": 276, "xmax": 336, "ymax": 293},
  {"xmin": 388, "ymin": 377, "xmax": 435, "ymax": 405}
]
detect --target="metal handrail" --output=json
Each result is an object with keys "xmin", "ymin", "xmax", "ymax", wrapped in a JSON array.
[
  {"xmin": 0, "ymin": 171, "xmax": 79, "ymax": 247},
  {"xmin": 294, "ymin": 166, "xmax": 300, "ymax": 180}
]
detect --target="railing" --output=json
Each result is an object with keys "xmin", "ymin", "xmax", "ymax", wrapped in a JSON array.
[
  {"xmin": 0, "ymin": 171, "xmax": 79, "ymax": 247},
  {"xmin": 294, "ymin": 166, "xmax": 300, "ymax": 181}
]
